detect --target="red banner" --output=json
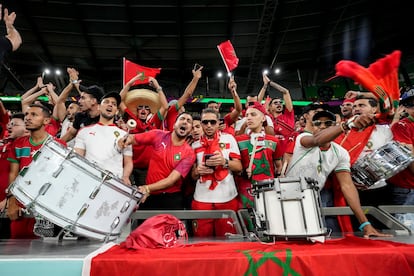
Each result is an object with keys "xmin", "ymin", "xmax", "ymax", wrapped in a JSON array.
[
  {"xmin": 123, "ymin": 58, "xmax": 161, "ymax": 86},
  {"xmin": 217, "ymin": 40, "xmax": 239, "ymax": 73},
  {"xmin": 87, "ymin": 236, "xmax": 414, "ymax": 276}
]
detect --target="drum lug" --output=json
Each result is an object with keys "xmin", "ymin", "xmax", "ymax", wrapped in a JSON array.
[
  {"xmin": 120, "ymin": 201, "xmax": 130, "ymax": 213},
  {"xmin": 111, "ymin": 216, "xmax": 120, "ymax": 229},
  {"xmin": 39, "ymin": 182, "xmax": 52, "ymax": 195},
  {"xmin": 77, "ymin": 203, "xmax": 89, "ymax": 217},
  {"xmin": 89, "ymin": 187, "xmax": 101, "ymax": 199},
  {"xmin": 52, "ymin": 166, "xmax": 64, "ymax": 178}
]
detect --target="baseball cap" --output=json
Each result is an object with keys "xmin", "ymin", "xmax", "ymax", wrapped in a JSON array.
[
  {"xmin": 401, "ymin": 88, "xmax": 414, "ymax": 106},
  {"xmin": 101, "ymin": 92, "xmax": 121, "ymax": 106},
  {"xmin": 80, "ymin": 85, "xmax": 104, "ymax": 100},
  {"xmin": 302, "ymin": 102, "xmax": 329, "ymax": 114},
  {"xmin": 312, "ymin": 110, "xmax": 336, "ymax": 121}
]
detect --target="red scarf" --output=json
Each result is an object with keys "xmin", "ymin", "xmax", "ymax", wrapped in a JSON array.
[
  {"xmin": 329, "ymin": 125, "xmax": 376, "ymax": 232},
  {"xmin": 199, "ymin": 132, "xmax": 228, "ymax": 190}
]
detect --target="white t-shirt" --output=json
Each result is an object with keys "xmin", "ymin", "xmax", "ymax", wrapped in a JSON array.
[
  {"xmin": 192, "ymin": 132, "xmax": 241, "ymax": 203},
  {"xmin": 285, "ymin": 132, "xmax": 350, "ymax": 189},
  {"xmin": 74, "ymin": 123, "xmax": 133, "ymax": 178}
]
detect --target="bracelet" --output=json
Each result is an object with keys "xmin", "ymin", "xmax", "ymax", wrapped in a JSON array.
[
  {"xmin": 223, "ymin": 159, "xmax": 229, "ymax": 168},
  {"xmin": 156, "ymin": 86, "xmax": 163, "ymax": 92},
  {"xmin": 144, "ymin": 185, "xmax": 151, "ymax": 195},
  {"xmin": 359, "ymin": 221, "xmax": 371, "ymax": 231},
  {"xmin": 71, "ymin": 80, "xmax": 79, "ymax": 84}
]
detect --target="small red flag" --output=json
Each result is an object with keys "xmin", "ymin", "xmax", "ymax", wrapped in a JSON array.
[
  {"xmin": 217, "ymin": 40, "xmax": 239, "ymax": 73},
  {"xmin": 123, "ymin": 58, "xmax": 161, "ymax": 86}
]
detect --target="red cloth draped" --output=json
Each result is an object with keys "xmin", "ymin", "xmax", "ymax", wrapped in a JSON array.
[
  {"xmin": 88, "ymin": 236, "xmax": 414, "ymax": 276},
  {"xmin": 328, "ymin": 125, "xmax": 376, "ymax": 232},
  {"xmin": 199, "ymin": 133, "xmax": 228, "ymax": 190}
]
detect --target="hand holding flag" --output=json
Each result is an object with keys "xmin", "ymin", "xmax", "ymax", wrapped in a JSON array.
[{"xmin": 217, "ymin": 40, "xmax": 239, "ymax": 73}]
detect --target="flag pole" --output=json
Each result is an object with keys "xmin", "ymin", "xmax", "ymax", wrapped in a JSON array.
[{"xmin": 122, "ymin": 57, "xmax": 126, "ymax": 87}]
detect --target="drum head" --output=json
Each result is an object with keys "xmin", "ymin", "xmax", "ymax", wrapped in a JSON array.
[{"xmin": 125, "ymin": 89, "xmax": 161, "ymax": 114}]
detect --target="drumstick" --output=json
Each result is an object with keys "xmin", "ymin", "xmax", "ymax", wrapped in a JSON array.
[
  {"xmin": 247, "ymin": 136, "xmax": 258, "ymax": 178},
  {"xmin": 123, "ymin": 119, "xmax": 137, "ymax": 142}
]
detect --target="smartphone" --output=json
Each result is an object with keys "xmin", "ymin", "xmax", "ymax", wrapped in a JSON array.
[{"xmin": 204, "ymin": 154, "xmax": 215, "ymax": 168}]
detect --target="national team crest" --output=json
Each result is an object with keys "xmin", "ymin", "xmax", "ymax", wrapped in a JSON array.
[
  {"xmin": 219, "ymin": 143, "xmax": 226, "ymax": 149},
  {"xmin": 174, "ymin": 153, "xmax": 181, "ymax": 160},
  {"xmin": 114, "ymin": 131, "xmax": 120, "ymax": 138}
]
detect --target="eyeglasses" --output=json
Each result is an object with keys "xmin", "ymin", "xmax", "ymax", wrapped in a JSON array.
[
  {"xmin": 312, "ymin": 120, "xmax": 335, "ymax": 127},
  {"xmin": 137, "ymin": 105, "xmax": 150, "ymax": 111},
  {"xmin": 201, "ymin": 120, "xmax": 218, "ymax": 125}
]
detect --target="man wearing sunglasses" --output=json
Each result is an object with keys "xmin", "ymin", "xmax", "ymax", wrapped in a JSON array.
[
  {"xmin": 387, "ymin": 88, "xmax": 414, "ymax": 228},
  {"xmin": 191, "ymin": 108, "xmax": 242, "ymax": 237},
  {"xmin": 285, "ymin": 109, "xmax": 390, "ymax": 238}
]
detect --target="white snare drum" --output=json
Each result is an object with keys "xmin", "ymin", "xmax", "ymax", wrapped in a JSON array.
[
  {"xmin": 9, "ymin": 138, "xmax": 142, "ymax": 241},
  {"xmin": 351, "ymin": 141, "xmax": 414, "ymax": 190},
  {"xmin": 252, "ymin": 177, "xmax": 326, "ymax": 239}
]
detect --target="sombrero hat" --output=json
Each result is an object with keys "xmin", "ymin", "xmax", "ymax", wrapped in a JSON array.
[{"xmin": 125, "ymin": 89, "xmax": 161, "ymax": 114}]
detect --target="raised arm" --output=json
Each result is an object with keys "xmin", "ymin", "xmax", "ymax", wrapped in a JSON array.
[
  {"xmin": 268, "ymin": 79, "xmax": 293, "ymax": 112},
  {"xmin": 176, "ymin": 66, "xmax": 203, "ymax": 109},
  {"xmin": 53, "ymin": 68, "xmax": 81, "ymax": 121},
  {"xmin": 227, "ymin": 76, "xmax": 242, "ymax": 122},
  {"xmin": 119, "ymin": 73, "xmax": 143, "ymax": 113},
  {"xmin": 2, "ymin": 5, "xmax": 22, "ymax": 51}
]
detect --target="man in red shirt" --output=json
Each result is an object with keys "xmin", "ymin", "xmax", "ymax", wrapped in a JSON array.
[
  {"xmin": 120, "ymin": 112, "xmax": 195, "ymax": 210},
  {"xmin": 388, "ymin": 88, "xmax": 414, "ymax": 228},
  {"xmin": 7, "ymin": 104, "xmax": 66, "ymax": 238}
]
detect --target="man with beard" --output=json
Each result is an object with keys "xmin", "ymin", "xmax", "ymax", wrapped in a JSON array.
[
  {"xmin": 61, "ymin": 84, "xmax": 104, "ymax": 143},
  {"xmin": 74, "ymin": 92, "xmax": 133, "ymax": 185},
  {"xmin": 191, "ymin": 108, "xmax": 242, "ymax": 237},
  {"xmin": 119, "ymin": 112, "xmax": 195, "ymax": 210},
  {"xmin": 7, "ymin": 104, "xmax": 66, "ymax": 238},
  {"xmin": 259, "ymin": 73, "xmax": 295, "ymax": 154}
]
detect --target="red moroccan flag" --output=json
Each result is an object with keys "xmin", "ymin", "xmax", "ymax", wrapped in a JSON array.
[
  {"xmin": 217, "ymin": 40, "xmax": 239, "ymax": 73},
  {"xmin": 123, "ymin": 58, "xmax": 161, "ymax": 86}
]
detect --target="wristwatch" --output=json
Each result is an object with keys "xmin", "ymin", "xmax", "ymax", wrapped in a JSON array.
[
  {"xmin": 223, "ymin": 159, "xmax": 229, "ymax": 168},
  {"xmin": 71, "ymin": 80, "xmax": 79, "ymax": 84}
]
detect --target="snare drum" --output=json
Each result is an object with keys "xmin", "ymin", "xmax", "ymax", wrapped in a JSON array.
[
  {"xmin": 252, "ymin": 177, "xmax": 326, "ymax": 238},
  {"xmin": 9, "ymin": 138, "xmax": 142, "ymax": 241},
  {"xmin": 351, "ymin": 141, "xmax": 414, "ymax": 190}
]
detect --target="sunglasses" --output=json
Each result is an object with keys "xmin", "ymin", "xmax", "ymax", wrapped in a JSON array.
[
  {"xmin": 201, "ymin": 120, "xmax": 218, "ymax": 125},
  {"xmin": 137, "ymin": 105, "xmax": 150, "ymax": 110},
  {"xmin": 312, "ymin": 120, "xmax": 335, "ymax": 127}
]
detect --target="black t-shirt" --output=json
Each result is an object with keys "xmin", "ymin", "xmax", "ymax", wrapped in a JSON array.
[
  {"xmin": 0, "ymin": 37, "xmax": 12, "ymax": 63},
  {"xmin": 72, "ymin": 112, "xmax": 100, "ymax": 130}
]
